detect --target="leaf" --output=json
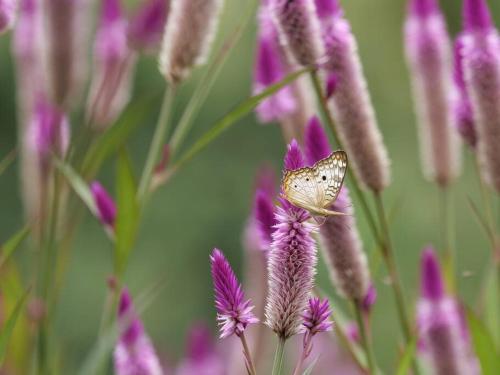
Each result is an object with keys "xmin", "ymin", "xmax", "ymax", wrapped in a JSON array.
[
  {"xmin": 301, "ymin": 356, "xmax": 320, "ymax": 375},
  {"xmin": 0, "ymin": 288, "xmax": 30, "ymax": 365},
  {"xmin": 466, "ymin": 306, "xmax": 500, "ymax": 375},
  {"xmin": 396, "ymin": 336, "xmax": 417, "ymax": 375},
  {"xmin": 114, "ymin": 150, "xmax": 139, "ymax": 277},
  {"xmin": 172, "ymin": 67, "xmax": 312, "ymax": 171},
  {"xmin": 55, "ymin": 159, "xmax": 97, "ymax": 216},
  {"xmin": 0, "ymin": 149, "xmax": 16, "ymax": 177},
  {"xmin": 81, "ymin": 93, "xmax": 160, "ymax": 178},
  {"xmin": 484, "ymin": 265, "xmax": 499, "ymax": 347},
  {"xmin": 0, "ymin": 226, "xmax": 30, "ymax": 269}
]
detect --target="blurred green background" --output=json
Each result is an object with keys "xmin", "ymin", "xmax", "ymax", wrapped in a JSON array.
[{"xmin": 1, "ymin": 0, "xmax": 499, "ymax": 372}]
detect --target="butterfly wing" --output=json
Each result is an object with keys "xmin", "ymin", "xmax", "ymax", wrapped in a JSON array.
[
  {"xmin": 282, "ymin": 167, "xmax": 318, "ymax": 210},
  {"xmin": 313, "ymin": 151, "xmax": 348, "ymax": 208}
]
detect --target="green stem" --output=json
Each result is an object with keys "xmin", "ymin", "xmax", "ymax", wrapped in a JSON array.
[
  {"xmin": 439, "ymin": 187, "xmax": 455, "ymax": 291},
  {"xmin": 239, "ymin": 332, "xmax": 257, "ymax": 375},
  {"xmin": 353, "ymin": 301, "xmax": 377, "ymax": 375},
  {"xmin": 137, "ymin": 84, "xmax": 177, "ymax": 201},
  {"xmin": 271, "ymin": 337, "xmax": 286, "ymax": 375}
]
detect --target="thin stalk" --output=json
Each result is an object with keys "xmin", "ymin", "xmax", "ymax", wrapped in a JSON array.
[
  {"xmin": 271, "ymin": 337, "xmax": 286, "ymax": 375},
  {"xmin": 292, "ymin": 337, "xmax": 309, "ymax": 375},
  {"xmin": 439, "ymin": 187, "xmax": 455, "ymax": 291},
  {"xmin": 239, "ymin": 332, "xmax": 257, "ymax": 375},
  {"xmin": 137, "ymin": 84, "xmax": 176, "ymax": 201},
  {"xmin": 353, "ymin": 301, "xmax": 377, "ymax": 375}
]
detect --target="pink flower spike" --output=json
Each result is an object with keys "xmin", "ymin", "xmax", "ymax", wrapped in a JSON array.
[
  {"xmin": 90, "ymin": 181, "xmax": 116, "ymax": 229},
  {"xmin": 114, "ymin": 288, "xmax": 163, "ymax": 375},
  {"xmin": 361, "ymin": 283, "xmax": 377, "ymax": 312},
  {"xmin": 284, "ymin": 139, "xmax": 306, "ymax": 170},
  {"xmin": 128, "ymin": 0, "xmax": 169, "ymax": 53},
  {"xmin": 304, "ymin": 116, "xmax": 332, "ymax": 165},
  {"xmin": 210, "ymin": 249, "xmax": 259, "ymax": 339},
  {"xmin": 302, "ymin": 297, "xmax": 333, "ymax": 335}
]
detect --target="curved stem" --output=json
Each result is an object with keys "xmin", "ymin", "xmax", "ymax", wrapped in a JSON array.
[
  {"xmin": 353, "ymin": 301, "xmax": 377, "ymax": 375},
  {"xmin": 138, "ymin": 84, "xmax": 177, "ymax": 202},
  {"xmin": 271, "ymin": 337, "xmax": 286, "ymax": 375}
]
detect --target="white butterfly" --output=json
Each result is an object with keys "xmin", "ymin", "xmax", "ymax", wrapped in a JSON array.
[{"xmin": 281, "ymin": 151, "xmax": 348, "ymax": 216}]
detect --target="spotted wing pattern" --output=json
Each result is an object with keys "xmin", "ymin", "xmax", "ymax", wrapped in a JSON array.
[{"xmin": 282, "ymin": 151, "xmax": 347, "ymax": 214}]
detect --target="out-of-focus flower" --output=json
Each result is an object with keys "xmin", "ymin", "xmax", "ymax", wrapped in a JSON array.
[
  {"xmin": 361, "ymin": 283, "xmax": 377, "ymax": 313},
  {"xmin": 128, "ymin": 0, "xmax": 169, "ymax": 53},
  {"xmin": 0, "ymin": 0, "xmax": 16, "ymax": 34},
  {"xmin": 265, "ymin": 141, "xmax": 318, "ymax": 340},
  {"xmin": 90, "ymin": 181, "xmax": 116, "ymax": 230},
  {"xmin": 176, "ymin": 324, "xmax": 225, "ymax": 375},
  {"xmin": 304, "ymin": 118, "xmax": 370, "ymax": 300},
  {"xmin": 270, "ymin": 0, "xmax": 324, "ymax": 66},
  {"xmin": 316, "ymin": 0, "xmax": 391, "ymax": 192},
  {"xmin": 42, "ymin": 0, "xmax": 90, "ymax": 107},
  {"xmin": 159, "ymin": 0, "xmax": 224, "ymax": 83},
  {"xmin": 210, "ymin": 249, "xmax": 258, "ymax": 339},
  {"xmin": 404, "ymin": 0, "xmax": 461, "ymax": 187},
  {"xmin": 416, "ymin": 248, "xmax": 476, "ymax": 375},
  {"xmin": 114, "ymin": 289, "xmax": 163, "ymax": 375},
  {"xmin": 253, "ymin": 187, "xmax": 276, "ymax": 251},
  {"xmin": 86, "ymin": 0, "xmax": 137, "ymax": 129},
  {"xmin": 453, "ymin": 36, "xmax": 477, "ymax": 148},
  {"xmin": 460, "ymin": 0, "xmax": 500, "ymax": 191},
  {"xmin": 253, "ymin": 5, "xmax": 296, "ymax": 124}
]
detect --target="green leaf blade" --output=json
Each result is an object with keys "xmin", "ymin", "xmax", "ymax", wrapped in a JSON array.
[{"xmin": 0, "ymin": 227, "xmax": 30, "ymax": 269}]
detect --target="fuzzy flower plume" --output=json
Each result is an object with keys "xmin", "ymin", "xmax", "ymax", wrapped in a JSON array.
[
  {"xmin": 159, "ymin": 0, "xmax": 223, "ymax": 83},
  {"xmin": 253, "ymin": 3, "xmax": 296, "ymax": 124},
  {"xmin": 265, "ymin": 141, "xmax": 318, "ymax": 339},
  {"xmin": 453, "ymin": 36, "xmax": 477, "ymax": 148},
  {"xmin": 0, "ymin": 0, "xmax": 16, "ymax": 33},
  {"xmin": 114, "ymin": 289, "xmax": 163, "ymax": 375},
  {"xmin": 404, "ymin": 0, "xmax": 461, "ymax": 187},
  {"xmin": 416, "ymin": 248, "xmax": 476, "ymax": 375},
  {"xmin": 316, "ymin": 0, "xmax": 390, "ymax": 192},
  {"xmin": 86, "ymin": 0, "xmax": 136, "ymax": 129},
  {"xmin": 304, "ymin": 118, "xmax": 370, "ymax": 300},
  {"xmin": 90, "ymin": 181, "xmax": 116, "ymax": 229},
  {"xmin": 128, "ymin": 0, "xmax": 168, "ymax": 53},
  {"xmin": 460, "ymin": 0, "xmax": 500, "ymax": 191},
  {"xmin": 210, "ymin": 249, "xmax": 258, "ymax": 339},
  {"xmin": 42, "ymin": 0, "xmax": 90, "ymax": 107},
  {"xmin": 270, "ymin": 0, "xmax": 324, "ymax": 66}
]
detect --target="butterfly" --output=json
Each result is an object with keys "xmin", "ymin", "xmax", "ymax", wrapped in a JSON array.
[{"xmin": 281, "ymin": 151, "xmax": 348, "ymax": 217}]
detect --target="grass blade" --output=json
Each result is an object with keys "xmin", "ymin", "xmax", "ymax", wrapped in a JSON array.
[
  {"xmin": 0, "ymin": 226, "xmax": 30, "ymax": 270},
  {"xmin": 0, "ymin": 287, "xmax": 30, "ymax": 365},
  {"xmin": 396, "ymin": 336, "xmax": 417, "ymax": 375},
  {"xmin": 0, "ymin": 149, "xmax": 16, "ymax": 177},
  {"xmin": 301, "ymin": 356, "xmax": 319, "ymax": 375},
  {"xmin": 114, "ymin": 150, "xmax": 139, "ymax": 277}
]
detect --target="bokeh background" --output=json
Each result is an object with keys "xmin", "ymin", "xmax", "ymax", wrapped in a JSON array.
[{"xmin": 1, "ymin": 0, "xmax": 499, "ymax": 372}]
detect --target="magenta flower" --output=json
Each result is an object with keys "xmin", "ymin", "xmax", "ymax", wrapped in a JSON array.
[
  {"xmin": 453, "ymin": 36, "xmax": 477, "ymax": 148},
  {"xmin": 90, "ymin": 181, "xmax": 116, "ymax": 229},
  {"xmin": 460, "ymin": 0, "xmax": 500, "ymax": 191},
  {"xmin": 361, "ymin": 283, "xmax": 377, "ymax": 313},
  {"xmin": 253, "ymin": 187, "xmax": 276, "ymax": 251},
  {"xmin": 302, "ymin": 297, "xmax": 333, "ymax": 335},
  {"xmin": 86, "ymin": 0, "xmax": 136, "ymax": 128},
  {"xmin": 404, "ymin": 0, "xmax": 461, "ymax": 187},
  {"xmin": 316, "ymin": 0, "xmax": 391, "ymax": 192},
  {"xmin": 114, "ymin": 289, "xmax": 163, "ymax": 375},
  {"xmin": 304, "ymin": 118, "xmax": 370, "ymax": 300},
  {"xmin": 270, "ymin": 0, "xmax": 324, "ymax": 66},
  {"xmin": 128, "ymin": 0, "xmax": 169, "ymax": 53},
  {"xmin": 416, "ymin": 247, "xmax": 476, "ymax": 375},
  {"xmin": 265, "ymin": 141, "xmax": 318, "ymax": 339},
  {"xmin": 0, "ymin": 0, "xmax": 16, "ymax": 34},
  {"xmin": 210, "ymin": 248, "xmax": 258, "ymax": 339},
  {"xmin": 253, "ymin": 5, "xmax": 296, "ymax": 123}
]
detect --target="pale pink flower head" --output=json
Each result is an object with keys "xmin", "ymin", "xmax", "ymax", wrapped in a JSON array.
[
  {"xmin": 210, "ymin": 249, "xmax": 259, "ymax": 339},
  {"xmin": 114, "ymin": 288, "xmax": 163, "ymax": 375},
  {"xmin": 0, "ymin": 0, "xmax": 16, "ymax": 34}
]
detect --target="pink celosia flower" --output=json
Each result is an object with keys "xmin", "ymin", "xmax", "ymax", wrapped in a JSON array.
[
  {"xmin": 90, "ymin": 181, "xmax": 116, "ymax": 230},
  {"xmin": 114, "ymin": 289, "xmax": 163, "ymax": 375},
  {"xmin": 270, "ymin": 0, "xmax": 324, "ymax": 66},
  {"xmin": 253, "ymin": 4, "xmax": 296, "ymax": 123},
  {"xmin": 416, "ymin": 248, "xmax": 477, "ymax": 375},
  {"xmin": 316, "ymin": 0, "xmax": 391, "ymax": 192},
  {"xmin": 361, "ymin": 283, "xmax": 377, "ymax": 313},
  {"xmin": 128, "ymin": 0, "xmax": 169, "ymax": 53},
  {"xmin": 265, "ymin": 141, "xmax": 318, "ymax": 339},
  {"xmin": 404, "ymin": 0, "xmax": 461, "ymax": 187},
  {"xmin": 159, "ymin": 0, "xmax": 224, "ymax": 83},
  {"xmin": 0, "ymin": 0, "xmax": 16, "ymax": 34},
  {"xmin": 460, "ymin": 0, "xmax": 500, "ymax": 191},
  {"xmin": 304, "ymin": 118, "xmax": 370, "ymax": 300},
  {"xmin": 210, "ymin": 249, "xmax": 259, "ymax": 339},
  {"xmin": 86, "ymin": 0, "xmax": 136, "ymax": 128}
]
